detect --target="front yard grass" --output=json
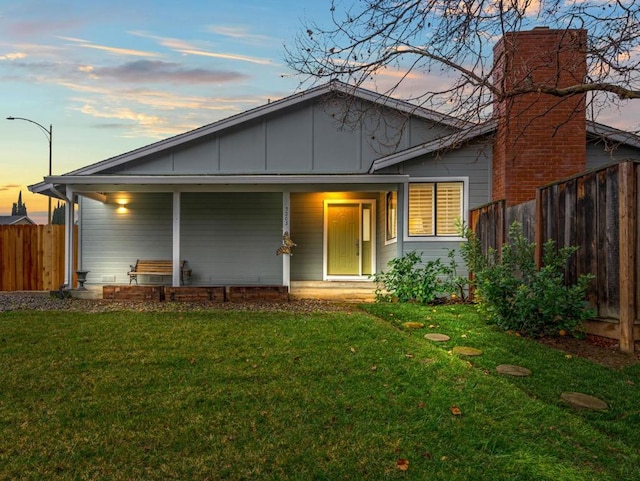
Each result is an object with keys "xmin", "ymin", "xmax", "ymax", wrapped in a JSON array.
[{"xmin": 1, "ymin": 305, "xmax": 639, "ymax": 480}]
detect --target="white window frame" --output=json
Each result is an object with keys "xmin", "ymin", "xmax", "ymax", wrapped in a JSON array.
[
  {"xmin": 385, "ymin": 191, "xmax": 398, "ymax": 245},
  {"xmin": 403, "ymin": 177, "xmax": 469, "ymax": 242}
]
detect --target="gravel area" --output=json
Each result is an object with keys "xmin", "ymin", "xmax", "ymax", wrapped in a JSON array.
[{"xmin": 0, "ymin": 291, "xmax": 353, "ymax": 314}]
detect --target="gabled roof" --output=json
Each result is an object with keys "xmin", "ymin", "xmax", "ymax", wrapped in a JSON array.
[
  {"xmin": 586, "ymin": 121, "xmax": 640, "ymax": 149},
  {"xmin": 370, "ymin": 119, "xmax": 640, "ymax": 172},
  {"xmin": 370, "ymin": 120, "xmax": 497, "ymax": 172},
  {"xmin": 0, "ymin": 215, "xmax": 35, "ymax": 225},
  {"xmin": 59, "ymin": 81, "xmax": 469, "ymax": 178}
]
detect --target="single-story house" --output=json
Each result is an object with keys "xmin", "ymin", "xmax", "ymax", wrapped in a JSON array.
[
  {"xmin": 0, "ymin": 215, "xmax": 35, "ymax": 225},
  {"xmin": 29, "ymin": 27, "xmax": 640, "ymax": 297}
]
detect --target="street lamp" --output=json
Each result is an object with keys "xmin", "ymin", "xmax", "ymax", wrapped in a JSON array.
[{"xmin": 6, "ymin": 116, "xmax": 53, "ymax": 224}]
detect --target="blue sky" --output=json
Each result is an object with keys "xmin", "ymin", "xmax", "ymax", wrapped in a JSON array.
[
  {"xmin": 1, "ymin": 0, "xmax": 637, "ymax": 223},
  {"xmin": 0, "ymin": 0, "xmax": 332, "ymax": 222}
]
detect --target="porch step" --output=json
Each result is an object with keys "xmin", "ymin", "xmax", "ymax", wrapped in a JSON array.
[{"xmin": 289, "ymin": 281, "xmax": 376, "ymax": 302}]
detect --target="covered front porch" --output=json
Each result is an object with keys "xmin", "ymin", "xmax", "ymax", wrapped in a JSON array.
[{"xmin": 47, "ymin": 175, "xmax": 406, "ymax": 298}]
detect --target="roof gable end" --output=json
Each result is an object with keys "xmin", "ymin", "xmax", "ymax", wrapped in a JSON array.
[{"xmin": 66, "ymin": 81, "xmax": 467, "ymax": 177}]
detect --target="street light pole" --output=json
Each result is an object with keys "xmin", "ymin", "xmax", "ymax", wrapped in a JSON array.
[{"xmin": 6, "ymin": 116, "xmax": 53, "ymax": 224}]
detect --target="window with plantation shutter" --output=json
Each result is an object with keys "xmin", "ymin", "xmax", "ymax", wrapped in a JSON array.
[
  {"xmin": 408, "ymin": 181, "xmax": 463, "ymax": 237},
  {"xmin": 408, "ymin": 183, "xmax": 434, "ymax": 236}
]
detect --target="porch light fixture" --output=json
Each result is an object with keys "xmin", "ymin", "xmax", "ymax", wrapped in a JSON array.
[
  {"xmin": 116, "ymin": 200, "xmax": 128, "ymax": 214},
  {"xmin": 6, "ymin": 116, "xmax": 53, "ymax": 224}
]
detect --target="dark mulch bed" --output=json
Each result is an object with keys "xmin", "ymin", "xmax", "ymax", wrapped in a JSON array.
[{"xmin": 538, "ymin": 334, "xmax": 640, "ymax": 370}]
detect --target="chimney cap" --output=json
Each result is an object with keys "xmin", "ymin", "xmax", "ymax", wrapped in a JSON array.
[{"xmin": 533, "ymin": 26, "xmax": 550, "ymax": 30}]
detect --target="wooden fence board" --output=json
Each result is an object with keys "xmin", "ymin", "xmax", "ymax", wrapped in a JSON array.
[
  {"xmin": 605, "ymin": 166, "xmax": 621, "ymax": 319},
  {"xmin": 618, "ymin": 161, "xmax": 636, "ymax": 352},
  {"xmin": 596, "ymin": 170, "xmax": 609, "ymax": 318},
  {"xmin": 470, "ymin": 160, "xmax": 639, "ymax": 352},
  {"xmin": 0, "ymin": 225, "xmax": 77, "ymax": 291}
]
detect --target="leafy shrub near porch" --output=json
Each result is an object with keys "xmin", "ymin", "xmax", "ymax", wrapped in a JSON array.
[
  {"xmin": 371, "ymin": 251, "xmax": 454, "ymax": 304},
  {"xmin": 460, "ymin": 222, "xmax": 594, "ymax": 337}
]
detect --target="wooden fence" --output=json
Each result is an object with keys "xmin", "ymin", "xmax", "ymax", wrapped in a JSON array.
[
  {"xmin": 0, "ymin": 225, "xmax": 77, "ymax": 291},
  {"xmin": 470, "ymin": 160, "xmax": 639, "ymax": 352}
]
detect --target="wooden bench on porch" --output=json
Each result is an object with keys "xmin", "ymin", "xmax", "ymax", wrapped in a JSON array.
[{"xmin": 128, "ymin": 260, "xmax": 191, "ymax": 285}]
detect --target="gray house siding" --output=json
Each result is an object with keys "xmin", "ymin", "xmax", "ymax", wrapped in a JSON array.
[
  {"xmin": 586, "ymin": 141, "xmax": 640, "ymax": 171},
  {"xmin": 374, "ymin": 141, "xmax": 492, "ymax": 272},
  {"xmin": 80, "ymin": 193, "xmax": 173, "ymax": 285},
  {"xmin": 80, "ymin": 192, "xmax": 282, "ymax": 287},
  {"xmin": 181, "ymin": 192, "xmax": 282, "ymax": 285},
  {"xmin": 290, "ymin": 191, "xmax": 382, "ymax": 281},
  {"xmin": 105, "ymin": 97, "xmax": 458, "ymax": 176},
  {"xmin": 290, "ymin": 192, "xmax": 324, "ymax": 281},
  {"xmin": 376, "ymin": 191, "xmax": 400, "ymax": 273}
]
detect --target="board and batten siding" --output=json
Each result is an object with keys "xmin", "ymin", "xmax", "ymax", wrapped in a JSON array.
[
  {"xmin": 106, "ymin": 98, "xmax": 457, "ymax": 177},
  {"xmin": 80, "ymin": 193, "xmax": 173, "ymax": 285},
  {"xmin": 180, "ymin": 192, "xmax": 282, "ymax": 285}
]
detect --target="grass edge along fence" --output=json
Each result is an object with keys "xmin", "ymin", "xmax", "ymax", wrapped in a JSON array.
[{"xmin": 470, "ymin": 160, "xmax": 639, "ymax": 353}]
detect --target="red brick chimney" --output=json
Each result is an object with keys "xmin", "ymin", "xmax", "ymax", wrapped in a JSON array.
[{"xmin": 492, "ymin": 27, "xmax": 588, "ymax": 205}]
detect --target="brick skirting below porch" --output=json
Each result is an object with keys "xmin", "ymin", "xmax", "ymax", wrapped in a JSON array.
[{"xmin": 102, "ymin": 285, "xmax": 289, "ymax": 302}]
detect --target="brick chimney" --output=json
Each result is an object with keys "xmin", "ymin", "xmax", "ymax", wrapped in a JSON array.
[{"xmin": 492, "ymin": 27, "xmax": 587, "ymax": 205}]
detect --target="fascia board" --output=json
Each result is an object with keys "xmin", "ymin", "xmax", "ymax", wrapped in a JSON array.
[
  {"xmin": 587, "ymin": 121, "xmax": 640, "ymax": 149},
  {"xmin": 44, "ymin": 174, "xmax": 410, "ymax": 186}
]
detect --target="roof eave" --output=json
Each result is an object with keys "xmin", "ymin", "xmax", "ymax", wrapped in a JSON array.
[
  {"xmin": 370, "ymin": 120, "xmax": 497, "ymax": 172},
  {"xmin": 44, "ymin": 173, "xmax": 410, "ymax": 187}
]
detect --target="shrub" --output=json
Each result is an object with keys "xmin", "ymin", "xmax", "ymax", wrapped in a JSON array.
[
  {"xmin": 371, "ymin": 251, "xmax": 452, "ymax": 304},
  {"xmin": 459, "ymin": 222, "xmax": 594, "ymax": 337}
]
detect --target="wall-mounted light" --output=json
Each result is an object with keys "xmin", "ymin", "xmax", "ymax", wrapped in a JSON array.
[{"xmin": 116, "ymin": 199, "xmax": 128, "ymax": 214}]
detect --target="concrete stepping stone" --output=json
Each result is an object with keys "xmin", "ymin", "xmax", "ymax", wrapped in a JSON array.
[
  {"xmin": 424, "ymin": 333, "xmax": 450, "ymax": 342},
  {"xmin": 453, "ymin": 346, "xmax": 483, "ymax": 356},
  {"xmin": 561, "ymin": 392, "xmax": 608, "ymax": 411},
  {"xmin": 496, "ymin": 364, "xmax": 532, "ymax": 377}
]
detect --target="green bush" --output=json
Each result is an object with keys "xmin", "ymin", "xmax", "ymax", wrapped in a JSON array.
[
  {"xmin": 460, "ymin": 222, "xmax": 594, "ymax": 337},
  {"xmin": 371, "ymin": 251, "xmax": 453, "ymax": 304}
]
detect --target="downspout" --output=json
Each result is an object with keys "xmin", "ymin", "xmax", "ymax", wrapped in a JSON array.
[{"xmin": 50, "ymin": 185, "xmax": 69, "ymax": 203}]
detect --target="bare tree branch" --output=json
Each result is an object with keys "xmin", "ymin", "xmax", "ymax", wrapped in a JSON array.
[{"xmin": 285, "ymin": 0, "xmax": 640, "ymax": 127}]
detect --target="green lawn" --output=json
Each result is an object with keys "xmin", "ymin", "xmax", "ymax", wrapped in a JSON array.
[{"xmin": 1, "ymin": 304, "xmax": 639, "ymax": 480}]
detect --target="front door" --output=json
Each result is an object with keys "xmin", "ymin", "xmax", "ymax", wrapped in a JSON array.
[{"xmin": 325, "ymin": 200, "xmax": 375, "ymax": 279}]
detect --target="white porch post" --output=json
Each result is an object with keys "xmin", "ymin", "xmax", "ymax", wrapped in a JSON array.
[
  {"xmin": 172, "ymin": 191, "xmax": 181, "ymax": 287},
  {"xmin": 64, "ymin": 186, "xmax": 75, "ymax": 288},
  {"xmin": 282, "ymin": 191, "xmax": 291, "ymax": 288}
]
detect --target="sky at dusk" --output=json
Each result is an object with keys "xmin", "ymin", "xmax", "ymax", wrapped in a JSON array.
[{"xmin": 1, "ymin": 0, "xmax": 638, "ymax": 224}]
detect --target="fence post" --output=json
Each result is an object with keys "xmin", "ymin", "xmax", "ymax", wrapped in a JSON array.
[
  {"xmin": 534, "ymin": 188, "xmax": 543, "ymax": 269},
  {"xmin": 618, "ymin": 161, "xmax": 636, "ymax": 353}
]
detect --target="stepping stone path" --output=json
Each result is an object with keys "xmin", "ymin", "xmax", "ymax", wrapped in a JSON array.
[
  {"xmin": 452, "ymin": 346, "xmax": 483, "ymax": 356},
  {"xmin": 561, "ymin": 392, "xmax": 608, "ymax": 411},
  {"xmin": 424, "ymin": 333, "xmax": 450, "ymax": 342},
  {"xmin": 496, "ymin": 364, "xmax": 532, "ymax": 377}
]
